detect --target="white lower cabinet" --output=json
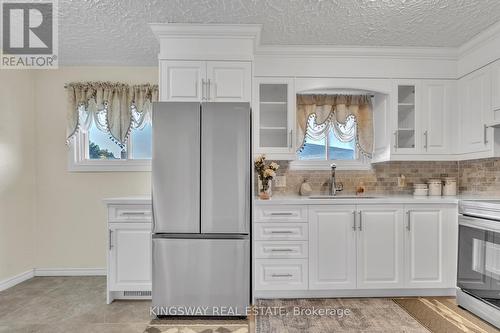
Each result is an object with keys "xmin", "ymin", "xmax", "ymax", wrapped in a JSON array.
[
  {"xmin": 106, "ymin": 203, "xmax": 152, "ymax": 304},
  {"xmin": 357, "ymin": 206, "xmax": 405, "ymax": 289},
  {"xmin": 255, "ymin": 203, "xmax": 457, "ymax": 296},
  {"xmin": 405, "ymin": 206, "xmax": 457, "ymax": 288},
  {"xmin": 255, "ymin": 259, "xmax": 308, "ymax": 290},
  {"xmin": 308, "ymin": 206, "xmax": 357, "ymax": 290}
]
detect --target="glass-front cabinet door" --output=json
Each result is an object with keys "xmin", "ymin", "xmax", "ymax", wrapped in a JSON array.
[
  {"xmin": 254, "ymin": 77, "xmax": 295, "ymax": 159},
  {"xmin": 393, "ymin": 81, "xmax": 421, "ymax": 154}
]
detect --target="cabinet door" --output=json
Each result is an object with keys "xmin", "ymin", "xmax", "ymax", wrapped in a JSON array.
[
  {"xmin": 206, "ymin": 61, "xmax": 251, "ymax": 102},
  {"xmin": 492, "ymin": 61, "xmax": 500, "ymax": 112},
  {"xmin": 459, "ymin": 69, "xmax": 491, "ymax": 153},
  {"xmin": 309, "ymin": 206, "xmax": 357, "ymax": 290},
  {"xmin": 357, "ymin": 205, "xmax": 404, "ymax": 289},
  {"xmin": 405, "ymin": 206, "xmax": 456, "ymax": 288},
  {"xmin": 421, "ymin": 80, "xmax": 454, "ymax": 155},
  {"xmin": 108, "ymin": 223, "xmax": 152, "ymax": 291},
  {"xmin": 160, "ymin": 60, "xmax": 205, "ymax": 101},
  {"xmin": 393, "ymin": 81, "xmax": 422, "ymax": 154},
  {"xmin": 253, "ymin": 77, "xmax": 295, "ymax": 159}
]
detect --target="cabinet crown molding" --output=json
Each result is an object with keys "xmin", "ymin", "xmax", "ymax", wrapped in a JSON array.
[
  {"xmin": 150, "ymin": 23, "xmax": 262, "ymax": 61},
  {"xmin": 150, "ymin": 23, "xmax": 262, "ymax": 40}
]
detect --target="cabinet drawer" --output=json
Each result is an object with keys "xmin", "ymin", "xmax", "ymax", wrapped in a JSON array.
[
  {"xmin": 108, "ymin": 205, "xmax": 152, "ymax": 222},
  {"xmin": 254, "ymin": 205, "xmax": 308, "ymax": 223},
  {"xmin": 255, "ymin": 241, "xmax": 308, "ymax": 259},
  {"xmin": 254, "ymin": 223, "xmax": 308, "ymax": 241},
  {"xmin": 255, "ymin": 259, "xmax": 307, "ymax": 290}
]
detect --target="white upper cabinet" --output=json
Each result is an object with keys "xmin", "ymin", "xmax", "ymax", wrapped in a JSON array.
[
  {"xmin": 206, "ymin": 61, "xmax": 251, "ymax": 102},
  {"xmin": 253, "ymin": 77, "xmax": 296, "ymax": 159},
  {"xmin": 160, "ymin": 60, "xmax": 251, "ymax": 102},
  {"xmin": 458, "ymin": 67, "xmax": 492, "ymax": 154},
  {"xmin": 490, "ymin": 60, "xmax": 500, "ymax": 124},
  {"xmin": 492, "ymin": 60, "xmax": 500, "ymax": 111},
  {"xmin": 393, "ymin": 81, "xmax": 421, "ymax": 154},
  {"xmin": 160, "ymin": 61, "xmax": 205, "ymax": 102},
  {"xmin": 421, "ymin": 80, "xmax": 454, "ymax": 155},
  {"xmin": 356, "ymin": 205, "xmax": 405, "ymax": 289},
  {"xmin": 308, "ymin": 206, "xmax": 357, "ymax": 290},
  {"xmin": 391, "ymin": 80, "xmax": 454, "ymax": 157},
  {"xmin": 404, "ymin": 206, "xmax": 457, "ymax": 288}
]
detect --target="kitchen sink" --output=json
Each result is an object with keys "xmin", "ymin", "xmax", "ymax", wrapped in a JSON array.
[{"xmin": 308, "ymin": 195, "xmax": 377, "ymax": 199}]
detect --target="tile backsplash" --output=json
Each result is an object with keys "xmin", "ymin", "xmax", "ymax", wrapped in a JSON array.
[
  {"xmin": 258, "ymin": 158, "xmax": 500, "ymax": 196},
  {"xmin": 459, "ymin": 158, "xmax": 500, "ymax": 195}
]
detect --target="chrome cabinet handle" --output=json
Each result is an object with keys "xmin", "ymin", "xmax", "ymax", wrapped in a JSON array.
[
  {"xmin": 358, "ymin": 211, "xmax": 363, "ymax": 231},
  {"xmin": 109, "ymin": 230, "xmax": 113, "ymax": 250},
  {"xmin": 352, "ymin": 211, "xmax": 357, "ymax": 231},
  {"xmin": 271, "ymin": 274, "xmax": 293, "ymax": 278},
  {"xmin": 424, "ymin": 130, "xmax": 428, "ymax": 150},
  {"xmin": 394, "ymin": 131, "xmax": 398, "ymax": 149},
  {"xmin": 270, "ymin": 248, "xmax": 294, "ymax": 252},
  {"xmin": 207, "ymin": 79, "xmax": 211, "ymax": 101},
  {"xmin": 484, "ymin": 124, "xmax": 489, "ymax": 145},
  {"xmin": 406, "ymin": 210, "xmax": 411, "ymax": 231},
  {"xmin": 201, "ymin": 79, "xmax": 206, "ymax": 100},
  {"xmin": 289, "ymin": 130, "xmax": 293, "ymax": 148},
  {"xmin": 270, "ymin": 212, "xmax": 293, "ymax": 216},
  {"xmin": 121, "ymin": 211, "xmax": 146, "ymax": 215},
  {"xmin": 270, "ymin": 230, "xmax": 294, "ymax": 234}
]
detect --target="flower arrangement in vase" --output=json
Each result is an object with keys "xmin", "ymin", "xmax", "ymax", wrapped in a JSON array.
[{"xmin": 254, "ymin": 155, "xmax": 279, "ymax": 200}]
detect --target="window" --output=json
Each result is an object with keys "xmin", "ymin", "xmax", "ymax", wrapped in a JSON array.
[
  {"xmin": 292, "ymin": 114, "xmax": 370, "ymax": 171},
  {"xmin": 298, "ymin": 116, "xmax": 356, "ymax": 161},
  {"xmin": 69, "ymin": 107, "xmax": 152, "ymax": 172}
]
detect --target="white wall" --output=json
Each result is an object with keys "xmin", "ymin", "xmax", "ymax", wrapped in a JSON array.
[
  {"xmin": 32, "ymin": 67, "xmax": 156, "ymax": 270},
  {"xmin": 0, "ymin": 70, "xmax": 36, "ymax": 281}
]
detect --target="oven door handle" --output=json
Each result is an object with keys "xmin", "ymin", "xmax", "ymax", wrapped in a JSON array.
[{"xmin": 459, "ymin": 215, "xmax": 500, "ymax": 233}]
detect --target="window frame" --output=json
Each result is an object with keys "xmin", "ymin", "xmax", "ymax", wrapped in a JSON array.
[{"xmin": 68, "ymin": 129, "xmax": 151, "ymax": 172}]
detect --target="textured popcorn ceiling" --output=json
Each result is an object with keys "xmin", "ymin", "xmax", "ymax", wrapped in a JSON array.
[{"xmin": 59, "ymin": 0, "xmax": 500, "ymax": 65}]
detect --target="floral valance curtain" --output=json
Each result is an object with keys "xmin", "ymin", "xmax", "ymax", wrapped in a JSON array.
[
  {"xmin": 296, "ymin": 94, "xmax": 373, "ymax": 157},
  {"xmin": 66, "ymin": 82, "xmax": 159, "ymax": 145}
]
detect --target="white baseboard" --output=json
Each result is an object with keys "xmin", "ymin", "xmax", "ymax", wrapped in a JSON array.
[
  {"xmin": 0, "ymin": 269, "xmax": 35, "ymax": 291},
  {"xmin": 34, "ymin": 268, "xmax": 106, "ymax": 276}
]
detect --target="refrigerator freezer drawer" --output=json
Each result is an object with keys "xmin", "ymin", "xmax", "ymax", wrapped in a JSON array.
[{"xmin": 152, "ymin": 238, "xmax": 250, "ymax": 315}]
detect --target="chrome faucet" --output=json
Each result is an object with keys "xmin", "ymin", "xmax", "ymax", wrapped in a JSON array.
[{"xmin": 329, "ymin": 163, "xmax": 343, "ymax": 196}]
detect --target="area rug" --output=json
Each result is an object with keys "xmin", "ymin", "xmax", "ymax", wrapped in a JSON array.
[
  {"xmin": 255, "ymin": 298, "xmax": 429, "ymax": 332},
  {"xmin": 393, "ymin": 297, "xmax": 499, "ymax": 333},
  {"xmin": 145, "ymin": 318, "xmax": 248, "ymax": 333}
]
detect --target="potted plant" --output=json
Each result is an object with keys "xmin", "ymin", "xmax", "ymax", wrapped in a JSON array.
[{"xmin": 254, "ymin": 155, "xmax": 279, "ymax": 200}]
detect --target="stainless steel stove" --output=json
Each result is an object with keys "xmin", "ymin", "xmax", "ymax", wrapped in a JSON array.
[{"xmin": 458, "ymin": 200, "xmax": 500, "ymax": 328}]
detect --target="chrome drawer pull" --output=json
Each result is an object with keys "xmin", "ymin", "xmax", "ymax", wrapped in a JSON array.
[
  {"xmin": 271, "ymin": 274, "xmax": 293, "ymax": 278},
  {"xmin": 270, "ymin": 230, "xmax": 294, "ymax": 234},
  {"xmin": 270, "ymin": 248, "xmax": 294, "ymax": 252},
  {"xmin": 121, "ymin": 211, "xmax": 147, "ymax": 215},
  {"xmin": 269, "ymin": 212, "xmax": 294, "ymax": 216}
]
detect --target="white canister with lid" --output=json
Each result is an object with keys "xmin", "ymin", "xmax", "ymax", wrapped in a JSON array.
[
  {"xmin": 413, "ymin": 183, "xmax": 428, "ymax": 196},
  {"xmin": 428, "ymin": 179, "xmax": 442, "ymax": 196},
  {"xmin": 443, "ymin": 177, "xmax": 457, "ymax": 196}
]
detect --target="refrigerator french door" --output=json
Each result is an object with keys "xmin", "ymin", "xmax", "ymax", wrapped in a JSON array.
[{"xmin": 151, "ymin": 102, "xmax": 251, "ymax": 316}]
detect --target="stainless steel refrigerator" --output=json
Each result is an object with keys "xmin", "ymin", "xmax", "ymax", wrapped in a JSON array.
[{"xmin": 151, "ymin": 102, "xmax": 251, "ymax": 316}]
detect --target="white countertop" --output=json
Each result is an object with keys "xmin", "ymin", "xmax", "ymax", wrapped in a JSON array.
[
  {"xmin": 254, "ymin": 194, "xmax": 500, "ymax": 205},
  {"xmin": 103, "ymin": 194, "xmax": 500, "ymax": 206},
  {"xmin": 254, "ymin": 194, "xmax": 461, "ymax": 205},
  {"xmin": 103, "ymin": 196, "xmax": 151, "ymax": 205}
]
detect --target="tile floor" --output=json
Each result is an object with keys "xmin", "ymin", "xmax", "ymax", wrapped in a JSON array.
[
  {"xmin": 0, "ymin": 276, "xmax": 459, "ymax": 333},
  {"xmin": 0, "ymin": 276, "xmax": 150, "ymax": 332}
]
